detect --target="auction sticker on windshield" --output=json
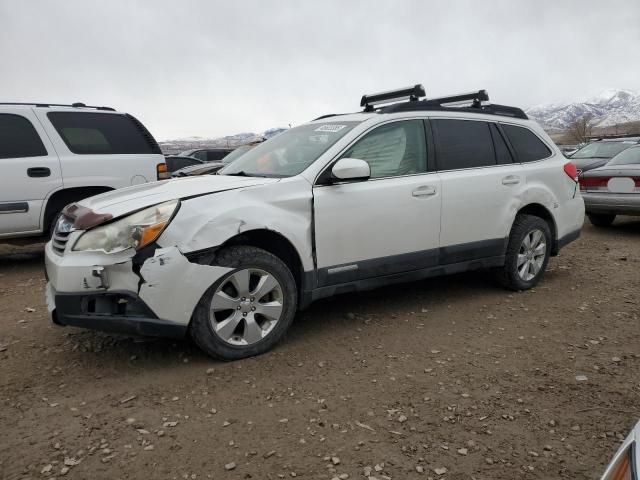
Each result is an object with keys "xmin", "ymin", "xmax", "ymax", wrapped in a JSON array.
[{"xmin": 315, "ymin": 124, "xmax": 347, "ymax": 132}]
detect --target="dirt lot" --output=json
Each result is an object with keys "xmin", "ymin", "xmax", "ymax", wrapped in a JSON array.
[{"xmin": 1, "ymin": 220, "xmax": 639, "ymax": 480}]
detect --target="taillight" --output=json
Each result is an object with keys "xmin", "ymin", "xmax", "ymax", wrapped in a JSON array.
[
  {"xmin": 563, "ymin": 162, "xmax": 578, "ymax": 182},
  {"xmin": 157, "ymin": 163, "xmax": 169, "ymax": 180}
]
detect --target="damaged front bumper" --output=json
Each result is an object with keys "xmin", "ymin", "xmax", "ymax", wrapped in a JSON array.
[{"xmin": 44, "ymin": 241, "xmax": 232, "ymax": 338}]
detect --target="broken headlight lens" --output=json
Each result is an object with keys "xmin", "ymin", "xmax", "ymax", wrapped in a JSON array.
[{"xmin": 73, "ymin": 200, "xmax": 179, "ymax": 253}]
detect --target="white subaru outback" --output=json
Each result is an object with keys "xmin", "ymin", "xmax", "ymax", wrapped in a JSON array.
[{"xmin": 45, "ymin": 86, "xmax": 584, "ymax": 360}]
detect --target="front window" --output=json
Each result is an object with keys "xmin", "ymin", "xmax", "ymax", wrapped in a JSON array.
[
  {"xmin": 341, "ymin": 120, "xmax": 427, "ymax": 178},
  {"xmin": 608, "ymin": 147, "xmax": 640, "ymax": 166},
  {"xmin": 220, "ymin": 121, "xmax": 360, "ymax": 177},
  {"xmin": 571, "ymin": 141, "xmax": 633, "ymax": 159}
]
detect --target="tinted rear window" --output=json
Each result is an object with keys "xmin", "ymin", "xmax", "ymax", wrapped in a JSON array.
[
  {"xmin": 0, "ymin": 114, "xmax": 47, "ymax": 159},
  {"xmin": 207, "ymin": 150, "xmax": 230, "ymax": 161},
  {"xmin": 48, "ymin": 112, "xmax": 160, "ymax": 155},
  {"xmin": 502, "ymin": 124, "xmax": 551, "ymax": 162},
  {"xmin": 433, "ymin": 119, "xmax": 495, "ymax": 170}
]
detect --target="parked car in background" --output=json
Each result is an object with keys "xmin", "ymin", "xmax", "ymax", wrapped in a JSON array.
[
  {"xmin": 44, "ymin": 85, "xmax": 584, "ymax": 360},
  {"xmin": 0, "ymin": 102, "xmax": 166, "ymax": 241},
  {"xmin": 179, "ymin": 148, "xmax": 233, "ymax": 161},
  {"xmin": 171, "ymin": 144, "xmax": 254, "ymax": 178},
  {"xmin": 580, "ymin": 145, "xmax": 640, "ymax": 226},
  {"xmin": 560, "ymin": 144, "xmax": 582, "ymax": 157},
  {"xmin": 600, "ymin": 419, "xmax": 639, "ymax": 479},
  {"xmin": 164, "ymin": 155, "xmax": 204, "ymax": 173},
  {"xmin": 569, "ymin": 138, "xmax": 640, "ymax": 174}
]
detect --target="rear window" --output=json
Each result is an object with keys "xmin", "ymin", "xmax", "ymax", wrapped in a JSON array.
[
  {"xmin": 207, "ymin": 150, "xmax": 230, "ymax": 161},
  {"xmin": 608, "ymin": 147, "xmax": 640, "ymax": 166},
  {"xmin": 432, "ymin": 119, "xmax": 495, "ymax": 170},
  {"xmin": 502, "ymin": 125, "xmax": 552, "ymax": 162},
  {"xmin": 0, "ymin": 114, "xmax": 47, "ymax": 159},
  {"xmin": 47, "ymin": 112, "xmax": 160, "ymax": 155}
]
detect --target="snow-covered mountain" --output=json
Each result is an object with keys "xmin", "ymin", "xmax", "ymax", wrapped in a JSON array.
[
  {"xmin": 526, "ymin": 89, "xmax": 640, "ymax": 132},
  {"xmin": 159, "ymin": 127, "xmax": 287, "ymax": 155}
]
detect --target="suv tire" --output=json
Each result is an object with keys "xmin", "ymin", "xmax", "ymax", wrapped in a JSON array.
[
  {"xmin": 191, "ymin": 246, "xmax": 297, "ymax": 360},
  {"xmin": 495, "ymin": 214, "xmax": 552, "ymax": 291},
  {"xmin": 588, "ymin": 213, "xmax": 616, "ymax": 227}
]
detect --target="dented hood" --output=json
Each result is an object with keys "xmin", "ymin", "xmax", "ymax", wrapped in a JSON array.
[{"xmin": 77, "ymin": 175, "xmax": 279, "ymax": 219}]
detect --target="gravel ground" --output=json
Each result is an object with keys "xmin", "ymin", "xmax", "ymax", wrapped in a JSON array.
[{"xmin": 1, "ymin": 219, "xmax": 639, "ymax": 480}]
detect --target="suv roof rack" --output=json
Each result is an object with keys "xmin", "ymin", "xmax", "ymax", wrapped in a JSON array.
[
  {"xmin": 0, "ymin": 102, "xmax": 116, "ymax": 111},
  {"xmin": 361, "ymin": 85, "xmax": 425, "ymax": 111},
  {"xmin": 360, "ymin": 85, "xmax": 528, "ymax": 120}
]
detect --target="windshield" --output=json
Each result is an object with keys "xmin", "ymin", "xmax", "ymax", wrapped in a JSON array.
[
  {"xmin": 571, "ymin": 141, "xmax": 633, "ymax": 159},
  {"xmin": 220, "ymin": 121, "xmax": 360, "ymax": 177},
  {"xmin": 222, "ymin": 145, "xmax": 253, "ymax": 164},
  {"xmin": 608, "ymin": 146, "xmax": 640, "ymax": 165}
]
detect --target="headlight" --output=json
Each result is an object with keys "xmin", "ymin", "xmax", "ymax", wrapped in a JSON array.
[{"xmin": 73, "ymin": 200, "xmax": 179, "ymax": 253}]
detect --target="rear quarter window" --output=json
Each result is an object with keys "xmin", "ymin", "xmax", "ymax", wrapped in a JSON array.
[
  {"xmin": 47, "ymin": 112, "xmax": 161, "ymax": 155},
  {"xmin": 502, "ymin": 124, "xmax": 551, "ymax": 162},
  {"xmin": 0, "ymin": 114, "xmax": 47, "ymax": 159}
]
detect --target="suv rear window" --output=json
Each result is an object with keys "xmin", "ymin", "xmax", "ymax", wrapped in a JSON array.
[
  {"xmin": 432, "ymin": 119, "xmax": 495, "ymax": 170},
  {"xmin": 47, "ymin": 112, "xmax": 160, "ymax": 155},
  {"xmin": 0, "ymin": 114, "xmax": 47, "ymax": 159},
  {"xmin": 502, "ymin": 124, "xmax": 551, "ymax": 162}
]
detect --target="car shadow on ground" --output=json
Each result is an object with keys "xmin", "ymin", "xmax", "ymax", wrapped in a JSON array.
[
  {"xmin": 0, "ymin": 239, "xmax": 570, "ymax": 368},
  {"xmin": 47, "ymin": 269, "xmax": 505, "ymax": 369},
  {"xmin": 586, "ymin": 217, "xmax": 640, "ymax": 237}
]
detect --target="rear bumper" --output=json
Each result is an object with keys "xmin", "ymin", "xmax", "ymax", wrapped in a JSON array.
[{"xmin": 582, "ymin": 192, "xmax": 640, "ymax": 215}]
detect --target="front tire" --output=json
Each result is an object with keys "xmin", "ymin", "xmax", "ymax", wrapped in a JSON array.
[
  {"xmin": 190, "ymin": 246, "xmax": 297, "ymax": 360},
  {"xmin": 496, "ymin": 214, "xmax": 552, "ymax": 291},
  {"xmin": 588, "ymin": 213, "xmax": 616, "ymax": 227}
]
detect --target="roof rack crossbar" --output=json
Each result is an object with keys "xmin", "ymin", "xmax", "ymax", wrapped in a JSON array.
[
  {"xmin": 361, "ymin": 84, "xmax": 425, "ymax": 111},
  {"xmin": 424, "ymin": 89, "xmax": 489, "ymax": 107},
  {"xmin": 0, "ymin": 102, "xmax": 115, "ymax": 111}
]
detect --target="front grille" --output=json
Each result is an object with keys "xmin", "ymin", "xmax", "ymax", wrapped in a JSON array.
[{"xmin": 52, "ymin": 216, "xmax": 74, "ymax": 255}]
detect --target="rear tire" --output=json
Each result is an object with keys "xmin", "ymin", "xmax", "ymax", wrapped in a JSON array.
[
  {"xmin": 588, "ymin": 213, "xmax": 616, "ymax": 227},
  {"xmin": 190, "ymin": 246, "xmax": 297, "ymax": 360},
  {"xmin": 495, "ymin": 214, "xmax": 552, "ymax": 291}
]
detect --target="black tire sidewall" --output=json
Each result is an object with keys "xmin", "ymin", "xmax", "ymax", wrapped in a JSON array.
[
  {"xmin": 191, "ymin": 246, "xmax": 297, "ymax": 360},
  {"xmin": 588, "ymin": 213, "xmax": 616, "ymax": 227},
  {"xmin": 503, "ymin": 215, "xmax": 552, "ymax": 291}
]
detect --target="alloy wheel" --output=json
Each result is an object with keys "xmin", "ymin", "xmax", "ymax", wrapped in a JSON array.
[
  {"xmin": 209, "ymin": 268, "xmax": 284, "ymax": 346},
  {"xmin": 517, "ymin": 229, "xmax": 547, "ymax": 282}
]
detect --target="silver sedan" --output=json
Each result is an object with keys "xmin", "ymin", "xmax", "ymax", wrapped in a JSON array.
[{"xmin": 580, "ymin": 145, "xmax": 640, "ymax": 226}]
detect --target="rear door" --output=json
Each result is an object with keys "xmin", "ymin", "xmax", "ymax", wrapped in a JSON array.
[
  {"xmin": 313, "ymin": 119, "xmax": 442, "ymax": 286},
  {"xmin": 0, "ymin": 110, "xmax": 62, "ymax": 235},
  {"xmin": 433, "ymin": 118, "xmax": 523, "ymax": 263}
]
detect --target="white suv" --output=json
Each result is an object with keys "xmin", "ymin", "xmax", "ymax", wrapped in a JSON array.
[
  {"xmin": 0, "ymin": 103, "xmax": 166, "ymax": 241},
  {"xmin": 44, "ymin": 86, "xmax": 584, "ymax": 360}
]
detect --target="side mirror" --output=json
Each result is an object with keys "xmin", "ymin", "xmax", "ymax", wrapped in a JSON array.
[{"xmin": 331, "ymin": 158, "xmax": 370, "ymax": 181}]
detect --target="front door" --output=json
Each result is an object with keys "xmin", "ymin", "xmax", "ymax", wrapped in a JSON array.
[
  {"xmin": 0, "ymin": 110, "xmax": 62, "ymax": 235},
  {"xmin": 313, "ymin": 119, "xmax": 441, "ymax": 286}
]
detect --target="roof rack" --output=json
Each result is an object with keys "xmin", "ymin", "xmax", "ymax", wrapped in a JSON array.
[
  {"xmin": 361, "ymin": 85, "xmax": 425, "ymax": 111},
  {"xmin": 360, "ymin": 86, "xmax": 528, "ymax": 120},
  {"xmin": 0, "ymin": 102, "xmax": 116, "ymax": 111}
]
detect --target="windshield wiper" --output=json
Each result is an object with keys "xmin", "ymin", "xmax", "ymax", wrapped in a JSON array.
[{"xmin": 225, "ymin": 171, "xmax": 251, "ymax": 177}]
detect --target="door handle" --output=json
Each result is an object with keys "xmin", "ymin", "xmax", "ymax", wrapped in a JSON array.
[
  {"xmin": 501, "ymin": 175, "xmax": 520, "ymax": 186},
  {"xmin": 27, "ymin": 167, "xmax": 51, "ymax": 178},
  {"xmin": 412, "ymin": 185, "xmax": 437, "ymax": 197}
]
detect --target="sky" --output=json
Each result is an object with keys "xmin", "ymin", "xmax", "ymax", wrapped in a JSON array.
[{"xmin": 1, "ymin": 0, "xmax": 639, "ymax": 140}]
